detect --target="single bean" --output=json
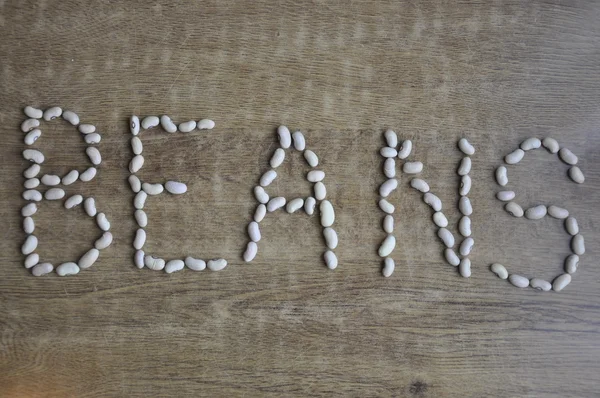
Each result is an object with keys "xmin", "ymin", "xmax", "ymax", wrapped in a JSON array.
[
  {"xmin": 243, "ymin": 242, "xmax": 258, "ymax": 262},
  {"xmin": 79, "ymin": 167, "xmax": 97, "ymax": 181},
  {"xmin": 270, "ymin": 148, "xmax": 285, "ymax": 168},
  {"xmin": 380, "ymin": 147, "xmax": 398, "ymax": 158},
  {"xmin": 424, "ymin": 192, "xmax": 442, "ymax": 212},
  {"xmin": 548, "ymin": 205, "xmax": 569, "ymax": 219},
  {"xmin": 267, "ymin": 196, "xmax": 286, "ymax": 212},
  {"xmin": 459, "ymin": 258, "xmax": 471, "ymax": 278},
  {"xmin": 520, "ymin": 137, "xmax": 541, "ymax": 151},
  {"xmin": 437, "ymin": 228, "xmax": 454, "ymax": 248},
  {"xmin": 62, "ymin": 110, "xmax": 80, "ymax": 125},
  {"xmin": 444, "ymin": 248, "xmax": 460, "ymax": 266},
  {"xmin": 542, "ymin": 137, "xmax": 559, "ymax": 154},
  {"xmin": 379, "ymin": 199, "xmax": 394, "ymax": 214},
  {"xmin": 141, "ymin": 116, "xmax": 159, "ymax": 130},
  {"xmin": 254, "ymin": 204, "xmax": 267, "ymax": 222},
  {"xmin": 460, "ymin": 175, "xmax": 471, "ymax": 196},
  {"xmin": 383, "ymin": 215, "xmax": 394, "ymax": 233},
  {"xmin": 382, "ymin": 257, "xmax": 395, "ymax": 277},
  {"xmin": 397, "ymin": 140, "xmax": 412, "ymax": 159},
  {"xmin": 32, "ymin": 262, "xmax": 53, "ymax": 276},
  {"xmin": 304, "ymin": 197, "xmax": 316, "ymax": 215},
  {"xmin": 185, "ymin": 257, "xmax": 206, "ymax": 271},
  {"xmin": 568, "ymin": 166, "xmax": 584, "ymax": 184},
  {"xmin": 490, "ymin": 263, "xmax": 508, "ymax": 279},
  {"xmin": 379, "ymin": 178, "xmax": 398, "ymax": 198},
  {"xmin": 320, "ymin": 200, "xmax": 335, "ymax": 227},
  {"xmin": 403, "ymin": 161, "xmax": 423, "ymax": 174},
  {"xmin": 78, "ymin": 124, "xmax": 96, "ymax": 134},
  {"xmin": 410, "ymin": 178, "xmax": 429, "ymax": 193},
  {"xmin": 277, "ymin": 126, "xmax": 291, "ymax": 148},
  {"xmin": 207, "ymin": 258, "xmax": 228, "ymax": 271},
  {"xmin": 133, "ymin": 228, "xmax": 146, "ymax": 250},
  {"xmin": 530, "ymin": 278, "xmax": 551, "ymax": 291},
  {"xmin": 383, "ymin": 158, "xmax": 396, "ymax": 178},
  {"xmin": 496, "ymin": 191, "xmax": 515, "ymax": 201},
  {"xmin": 552, "ymin": 273, "xmax": 571, "ymax": 292},
  {"xmin": 78, "ymin": 248, "xmax": 99, "ymax": 269},
  {"xmin": 324, "ymin": 250, "xmax": 338, "ymax": 270},
  {"xmin": 505, "ymin": 149, "xmax": 525, "ymax": 164},
  {"xmin": 197, "ymin": 119, "xmax": 215, "ymax": 130},
  {"xmin": 458, "ymin": 138, "xmax": 475, "ymax": 155},
  {"xmin": 178, "ymin": 120, "xmax": 196, "ymax": 133},
  {"xmin": 84, "ymin": 198, "xmax": 97, "ymax": 217},
  {"xmin": 565, "ymin": 217, "xmax": 578, "ymax": 236},
  {"xmin": 24, "ymin": 106, "xmax": 43, "ymax": 119},
  {"xmin": 292, "ymin": 131, "xmax": 306, "ymax": 151},
  {"xmin": 509, "ymin": 274, "xmax": 529, "ymax": 288},
  {"xmin": 459, "ymin": 196, "xmax": 473, "ymax": 216},
  {"xmin": 559, "ymin": 148, "xmax": 578, "ymax": 165},
  {"xmin": 565, "ymin": 254, "xmax": 579, "ymax": 274},
  {"xmin": 525, "ymin": 205, "xmax": 547, "ymax": 220},
  {"xmin": 571, "ymin": 234, "xmax": 585, "ymax": 255},
  {"xmin": 505, "ymin": 202, "xmax": 523, "ymax": 217},
  {"xmin": 24, "ymin": 129, "xmax": 41, "ymax": 145},
  {"xmin": 260, "ymin": 170, "xmax": 277, "ymax": 187},
  {"xmin": 165, "ymin": 259, "xmax": 185, "ymax": 274},
  {"xmin": 459, "ymin": 216, "xmax": 471, "ymax": 237},
  {"xmin": 457, "ymin": 157, "xmax": 471, "ymax": 176},
  {"xmin": 160, "ymin": 115, "xmax": 177, "ymax": 133},
  {"xmin": 495, "ymin": 166, "xmax": 508, "ymax": 186},
  {"xmin": 62, "ymin": 170, "xmax": 79, "ymax": 185},
  {"xmin": 43, "ymin": 106, "xmax": 62, "ymax": 121},
  {"xmin": 248, "ymin": 221, "xmax": 261, "ymax": 242},
  {"xmin": 304, "ymin": 150, "xmax": 319, "ymax": 167},
  {"xmin": 286, "ymin": 198, "xmax": 304, "ymax": 213},
  {"xmin": 433, "ymin": 212, "xmax": 448, "ymax": 228},
  {"xmin": 44, "ymin": 188, "xmax": 65, "ymax": 200}
]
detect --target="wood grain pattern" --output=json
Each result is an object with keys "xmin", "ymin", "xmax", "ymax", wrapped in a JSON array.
[{"xmin": 1, "ymin": 1, "xmax": 599, "ymax": 396}]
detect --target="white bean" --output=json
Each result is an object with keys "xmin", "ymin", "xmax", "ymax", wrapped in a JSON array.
[
  {"xmin": 260, "ymin": 170, "xmax": 277, "ymax": 187},
  {"xmin": 32, "ymin": 262, "xmax": 53, "ymax": 276},
  {"xmin": 165, "ymin": 181, "xmax": 187, "ymax": 194},
  {"xmin": 253, "ymin": 186, "xmax": 269, "ymax": 204},
  {"xmin": 64, "ymin": 194, "xmax": 83, "ymax": 209},
  {"xmin": 495, "ymin": 166, "xmax": 508, "ymax": 186},
  {"xmin": 552, "ymin": 273, "xmax": 571, "ymax": 292},
  {"xmin": 134, "ymin": 191, "xmax": 147, "ymax": 209},
  {"xmin": 24, "ymin": 106, "xmax": 43, "ymax": 119},
  {"xmin": 505, "ymin": 149, "xmax": 525, "ymax": 164},
  {"xmin": 292, "ymin": 131, "xmax": 306, "ymax": 151},
  {"xmin": 24, "ymin": 164, "xmax": 40, "ymax": 178},
  {"xmin": 437, "ymin": 228, "xmax": 454, "ymax": 248},
  {"xmin": 380, "ymin": 147, "xmax": 398, "ymax": 158},
  {"xmin": 565, "ymin": 217, "xmax": 579, "ymax": 236},
  {"xmin": 459, "ymin": 216, "xmax": 471, "ymax": 237},
  {"xmin": 403, "ymin": 161, "xmax": 423, "ymax": 174},
  {"xmin": 520, "ymin": 137, "xmax": 541, "ymax": 151},
  {"xmin": 22, "ymin": 235, "xmax": 38, "ymax": 255},
  {"xmin": 43, "ymin": 106, "xmax": 62, "ymax": 121},
  {"xmin": 243, "ymin": 242, "xmax": 258, "ymax": 262},
  {"xmin": 505, "ymin": 201, "xmax": 523, "ymax": 218},
  {"xmin": 207, "ymin": 258, "xmax": 228, "ymax": 271},
  {"xmin": 397, "ymin": 140, "xmax": 412, "ymax": 159},
  {"xmin": 320, "ymin": 200, "xmax": 335, "ymax": 227},
  {"xmin": 78, "ymin": 124, "xmax": 96, "ymax": 134},
  {"xmin": 525, "ymin": 205, "xmax": 547, "ymax": 220},
  {"xmin": 62, "ymin": 110, "xmax": 79, "ymax": 125},
  {"xmin": 383, "ymin": 215, "xmax": 394, "ymax": 233},
  {"xmin": 307, "ymin": 170, "xmax": 325, "ymax": 182},
  {"xmin": 23, "ymin": 149, "xmax": 44, "ymax": 164},
  {"xmin": 160, "ymin": 115, "xmax": 178, "ymax": 133},
  {"xmin": 270, "ymin": 148, "xmax": 285, "ymax": 168},
  {"xmin": 410, "ymin": 178, "xmax": 429, "ymax": 193},
  {"xmin": 131, "ymin": 137, "xmax": 142, "ymax": 155},
  {"xmin": 424, "ymin": 192, "xmax": 442, "ymax": 212},
  {"xmin": 568, "ymin": 166, "xmax": 584, "ymax": 184},
  {"xmin": 433, "ymin": 212, "xmax": 448, "ymax": 228},
  {"xmin": 130, "ymin": 115, "xmax": 140, "ymax": 135},
  {"xmin": 267, "ymin": 196, "xmax": 286, "ymax": 212},
  {"xmin": 57, "ymin": 262, "xmax": 80, "ymax": 276},
  {"xmin": 384, "ymin": 129, "xmax": 398, "ymax": 148},
  {"xmin": 542, "ymin": 137, "xmax": 559, "ymax": 154},
  {"xmin": 444, "ymin": 248, "xmax": 460, "ymax": 266},
  {"xmin": 145, "ymin": 256, "xmax": 165, "ymax": 271},
  {"xmin": 25, "ymin": 253, "xmax": 39, "ymax": 268},
  {"xmin": 277, "ymin": 126, "xmax": 291, "ymax": 148},
  {"xmin": 304, "ymin": 150, "xmax": 319, "ymax": 167},
  {"xmin": 459, "ymin": 258, "xmax": 471, "ymax": 278},
  {"xmin": 565, "ymin": 254, "xmax": 579, "ymax": 274},
  {"xmin": 41, "ymin": 174, "xmax": 60, "ymax": 186},
  {"xmin": 128, "ymin": 175, "xmax": 141, "ymax": 192},
  {"xmin": 323, "ymin": 227, "xmax": 338, "ymax": 250},
  {"xmin": 24, "ymin": 129, "xmax": 41, "ymax": 145},
  {"xmin": 129, "ymin": 155, "xmax": 144, "ymax": 173},
  {"xmin": 61, "ymin": 170, "xmax": 79, "ymax": 186},
  {"xmin": 314, "ymin": 182, "xmax": 326, "ymax": 200},
  {"xmin": 286, "ymin": 198, "xmax": 304, "ymax": 213},
  {"xmin": 458, "ymin": 138, "xmax": 475, "ymax": 155},
  {"xmin": 571, "ymin": 234, "xmax": 585, "ymax": 255},
  {"xmin": 509, "ymin": 274, "xmax": 529, "ymax": 288},
  {"xmin": 248, "ymin": 221, "xmax": 261, "ymax": 242},
  {"xmin": 185, "ymin": 257, "xmax": 206, "ymax": 271},
  {"xmin": 178, "ymin": 120, "xmax": 196, "ymax": 133},
  {"xmin": 21, "ymin": 118, "xmax": 40, "ymax": 132},
  {"xmin": 459, "ymin": 175, "xmax": 471, "ymax": 196},
  {"xmin": 23, "ymin": 217, "xmax": 34, "ymax": 234},
  {"xmin": 96, "ymin": 213, "xmax": 110, "ymax": 231},
  {"xmin": 459, "ymin": 196, "xmax": 472, "ymax": 216},
  {"xmin": 490, "ymin": 263, "xmax": 508, "ymax": 279},
  {"xmin": 22, "ymin": 203, "xmax": 37, "ymax": 217},
  {"xmin": 24, "ymin": 178, "xmax": 39, "ymax": 189},
  {"xmin": 165, "ymin": 259, "xmax": 185, "ymax": 274},
  {"xmin": 304, "ymin": 197, "xmax": 316, "ymax": 215},
  {"xmin": 559, "ymin": 148, "xmax": 578, "ymax": 165},
  {"xmin": 44, "ymin": 188, "xmax": 65, "ymax": 200},
  {"xmin": 548, "ymin": 205, "xmax": 569, "ymax": 219},
  {"xmin": 382, "ymin": 257, "xmax": 395, "ymax": 277},
  {"xmin": 496, "ymin": 191, "xmax": 515, "ymax": 201},
  {"xmin": 378, "ymin": 234, "xmax": 395, "ymax": 257},
  {"xmin": 84, "ymin": 197, "xmax": 97, "ymax": 217},
  {"xmin": 142, "ymin": 182, "xmax": 164, "ymax": 195},
  {"xmin": 23, "ymin": 189, "xmax": 42, "ymax": 201},
  {"xmin": 383, "ymin": 158, "xmax": 396, "ymax": 178},
  {"xmin": 459, "ymin": 237, "xmax": 474, "ymax": 256},
  {"xmin": 78, "ymin": 248, "xmax": 99, "ymax": 269},
  {"xmin": 133, "ymin": 228, "xmax": 146, "ymax": 250},
  {"xmin": 379, "ymin": 179, "xmax": 398, "ymax": 198},
  {"xmin": 197, "ymin": 119, "xmax": 215, "ymax": 130},
  {"xmin": 457, "ymin": 157, "xmax": 471, "ymax": 176},
  {"xmin": 254, "ymin": 204, "xmax": 267, "ymax": 222},
  {"xmin": 135, "ymin": 210, "xmax": 148, "ymax": 227},
  {"xmin": 135, "ymin": 250, "xmax": 145, "ymax": 268},
  {"xmin": 86, "ymin": 147, "xmax": 101, "ymax": 165},
  {"xmin": 530, "ymin": 278, "xmax": 551, "ymax": 291},
  {"xmin": 141, "ymin": 116, "xmax": 159, "ymax": 130},
  {"xmin": 324, "ymin": 250, "xmax": 338, "ymax": 270},
  {"xmin": 79, "ymin": 167, "xmax": 97, "ymax": 181},
  {"xmin": 379, "ymin": 199, "xmax": 394, "ymax": 214}
]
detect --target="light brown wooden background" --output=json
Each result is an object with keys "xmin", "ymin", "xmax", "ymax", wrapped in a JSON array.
[{"xmin": 1, "ymin": 1, "xmax": 599, "ymax": 397}]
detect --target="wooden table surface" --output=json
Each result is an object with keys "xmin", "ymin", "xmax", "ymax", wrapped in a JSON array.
[{"xmin": 1, "ymin": 1, "xmax": 599, "ymax": 396}]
